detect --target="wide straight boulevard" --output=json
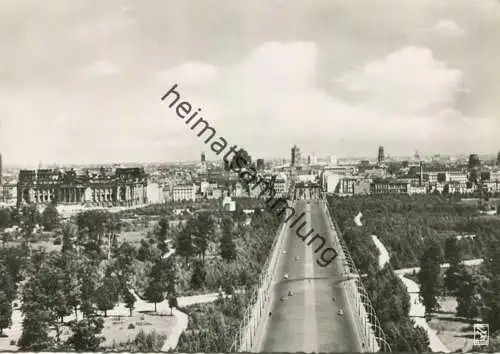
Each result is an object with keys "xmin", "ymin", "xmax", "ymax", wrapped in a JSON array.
[{"xmin": 258, "ymin": 200, "xmax": 363, "ymax": 352}]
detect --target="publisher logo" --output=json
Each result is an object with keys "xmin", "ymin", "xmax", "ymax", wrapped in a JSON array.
[{"xmin": 473, "ymin": 323, "xmax": 489, "ymax": 346}]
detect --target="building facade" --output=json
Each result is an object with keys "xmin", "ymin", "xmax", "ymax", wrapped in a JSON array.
[
  {"xmin": 370, "ymin": 181, "xmax": 410, "ymax": 194},
  {"xmin": 17, "ymin": 167, "xmax": 148, "ymax": 207},
  {"xmin": 377, "ymin": 146, "xmax": 385, "ymax": 164},
  {"xmin": 171, "ymin": 184, "xmax": 196, "ymax": 202},
  {"xmin": 291, "ymin": 145, "xmax": 301, "ymax": 167}
]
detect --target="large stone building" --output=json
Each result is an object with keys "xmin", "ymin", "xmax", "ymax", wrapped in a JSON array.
[{"xmin": 17, "ymin": 167, "xmax": 148, "ymax": 207}]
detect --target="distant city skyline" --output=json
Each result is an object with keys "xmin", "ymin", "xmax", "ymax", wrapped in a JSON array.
[
  {"xmin": 1, "ymin": 0, "xmax": 499, "ymax": 165},
  {"xmin": 2, "ymin": 150, "xmax": 497, "ymax": 170}
]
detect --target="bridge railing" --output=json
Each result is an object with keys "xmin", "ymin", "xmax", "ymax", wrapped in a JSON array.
[{"xmin": 323, "ymin": 198, "xmax": 391, "ymax": 352}]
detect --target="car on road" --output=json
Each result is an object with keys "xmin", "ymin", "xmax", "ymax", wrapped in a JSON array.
[
  {"xmin": 283, "ymin": 273, "xmax": 289, "ymax": 279},
  {"xmin": 337, "ymin": 308, "xmax": 344, "ymax": 316}
]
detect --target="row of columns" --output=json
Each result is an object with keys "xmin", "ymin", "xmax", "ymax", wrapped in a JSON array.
[
  {"xmin": 292, "ymin": 187, "xmax": 322, "ymax": 200},
  {"xmin": 20, "ymin": 184, "xmax": 147, "ymax": 206}
]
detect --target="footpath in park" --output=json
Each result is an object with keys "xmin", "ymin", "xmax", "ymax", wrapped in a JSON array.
[
  {"xmin": 354, "ymin": 212, "xmax": 453, "ymax": 352},
  {"xmin": 0, "ymin": 286, "xmax": 224, "ymax": 352},
  {"xmin": 0, "ymin": 246, "xmax": 230, "ymax": 352}
]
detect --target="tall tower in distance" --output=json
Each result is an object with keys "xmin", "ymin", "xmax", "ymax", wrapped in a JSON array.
[
  {"xmin": 377, "ymin": 146, "xmax": 385, "ymax": 164},
  {"xmin": 201, "ymin": 151, "xmax": 206, "ymax": 163},
  {"xmin": 419, "ymin": 161, "xmax": 424, "ymax": 187},
  {"xmin": 0, "ymin": 153, "xmax": 2, "ymax": 186},
  {"xmin": 291, "ymin": 145, "xmax": 301, "ymax": 167}
]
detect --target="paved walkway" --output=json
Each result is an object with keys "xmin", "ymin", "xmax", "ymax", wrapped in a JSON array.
[
  {"xmin": 0, "ymin": 241, "xmax": 227, "ymax": 352},
  {"xmin": 355, "ymin": 214, "xmax": 451, "ymax": 352},
  {"xmin": 394, "ymin": 259, "xmax": 484, "ymax": 276}
]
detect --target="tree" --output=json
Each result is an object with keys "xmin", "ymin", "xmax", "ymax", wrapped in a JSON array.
[
  {"xmin": 38, "ymin": 256, "xmax": 72, "ymax": 343},
  {"xmin": 66, "ymin": 317, "xmax": 104, "ymax": 351},
  {"xmin": 20, "ymin": 204, "xmax": 41, "ymax": 256},
  {"xmin": 42, "ymin": 203, "xmax": 59, "ymax": 231},
  {"xmin": 455, "ymin": 267, "xmax": 481, "ymax": 323},
  {"xmin": 444, "ymin": 236, "xmax": 461, "ymax": 266},
  {"xmin": 131, "ymin": 330, "xmax": 166, "ymax": 351},
  {"xmin": 190, "ymin": 259, "xmax": 206, "ymax": 290},
  {"xmin": 123, "ymin": 290, "xmax": 136, "ymax": 317},
  {"xmin": 482, "ymin": 240, "xmax": 500, "ymax": 332},
  {"xmin": 0, "ymin": 291, "xmax": 12, "ymax": 336},
  {"xmin": 166, "ymin": 258, "xmax": 177, "ymax": 296},
  {"xmin": 62, "ymin": 253, "xmax": 81, "ymax": 321},
  {"xmin": 144, "ymin": 259, "xmax": 169, "ymax": 312},
  {"xmin": 193, "ymin": 212, "xmax": 213, "ymax": 261},
  {"xmin": 0, "ymin": 247, "xmax": 24, "ymax": 285},
  {"xmin": 418, "ymin": 240, "xmax": 442, "ymax": 316},
  {"xmin": 444, "ymin": 265, "xmax": 462, "ymax": 296},
  {"xmin": 443, "ymin": 236, "xmax": 462, "ymax": 294},
  {"xmin": 111, "ymin": 241, "xmax": 137, "ymax": 288},
  {"xmin": 0, "ymin": 208, "xmax": 13, "ymax": 229},
  {"xmin": 219, "ymin": 219, "xmax": 237, "ymax": 262},
  {"xmin": 137, "ymin": 239, "xmax": 153, "ymax": 262},
  {"xmin": 76, "ymin": 210, "xmax": 121, "ymax": 260},
  {"xmin": 78, "ymin": 262, "xmax": 99, "ymax": 319},
  {"xmin": 176, "ymin": 222, "xmax": 194, "ymax": 264},
  {"xmin": 17, "ymin": 307, "xmax": 54, "ymax": 350},
  {"xmin": 0, "ymin": 263, "xmax": 15, "ymax": 304},
  {"xmin": 96, "ymin": 274, "xmax": 119, "ymax": 317},
  {"xmin": 156, "ymin": 217, "xmax": 169, "ymax": 253},
  {"xmin": 61, "ymin": 223, "xmax": 77, "ymax": 253},
  {"xmin": 168, "ymin": 297, "xmax": 178, "ymax": 316},
  {"xmin": 18, "ymin": 276, "xmax": 54, "ymax": 350}
]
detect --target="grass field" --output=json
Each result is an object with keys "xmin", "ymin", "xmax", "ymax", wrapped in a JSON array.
[{"xmin": 429, "ymin": 296, "xmax": 475, "ymax": 353}]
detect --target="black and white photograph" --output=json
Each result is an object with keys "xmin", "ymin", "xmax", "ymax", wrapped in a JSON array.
[{"xmin": 0, "ymin": 0, "xmax": 500, "ymax": 352}]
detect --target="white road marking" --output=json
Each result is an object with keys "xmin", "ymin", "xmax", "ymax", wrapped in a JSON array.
[{"xmin": 303, "ymin": 204, "xmax": 318, "ymax": 353}]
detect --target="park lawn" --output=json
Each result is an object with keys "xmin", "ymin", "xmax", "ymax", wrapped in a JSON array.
[
  {"xmin": 0, "ymin": 309, "xmax": 178, "ymax": 351},
  {"xmin": 51, "ymin": 311, "xmax": 177, "ymax": 349},
  {"xmin": 428, "ymin": 296, "xmax": 475, "ymax": 353},
  {"xmin": 100, "ymin": 311, "xmax": 177, "ymax": 349},
  {"xmin": 119, "ymin": 230, "xmax": 147, "ymax": 245},
  {"xmin": 4, "ymin": 240, "xmax": 62, "ymax": 253}
]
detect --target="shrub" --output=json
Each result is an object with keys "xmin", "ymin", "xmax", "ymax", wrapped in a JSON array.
[
  {"xmin": 128, "ymin": 324, "xmax": 135, "ymax": 329},
  {"xmin": 53, "ymin": 237, "xmax": 62, "ymax": 245}
]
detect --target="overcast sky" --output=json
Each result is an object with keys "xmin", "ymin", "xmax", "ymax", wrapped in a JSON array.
[{"xmin": 1, "ymin": 0, "xmax": 500, "ymax": 166}]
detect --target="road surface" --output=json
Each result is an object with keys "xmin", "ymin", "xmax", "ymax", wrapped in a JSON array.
[{"xmin": 258, "ymin": 200, "xmax": 363, "ymax": 352}]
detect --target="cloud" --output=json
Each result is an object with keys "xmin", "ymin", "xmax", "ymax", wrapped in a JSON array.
[
  {"xmin": 334, "ymin": 46, "xmax": 464, "ymax": 115},
  {"xmin": 433, "ymin": 19, "xmax": 465, "ymax": 37},
  {"xmin": 83, "ymin": 60, "xmax": 121, "ymax": 76},
  {"xmin": 156, "ymin": 62, "xmax": 218, "ymax": 87},
  {"xmin": 73, "ymin": 12, "xmax": 135, "ymax": 41},
  {"xmin": 2, "ymin": 41, "xmax": 493, "ymax": 166},
  {"xmin": 157, "ymin": 42, "xmax": 495, "ymax": 156}
]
